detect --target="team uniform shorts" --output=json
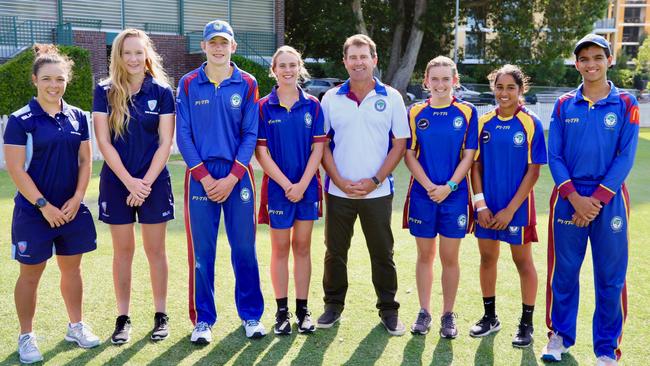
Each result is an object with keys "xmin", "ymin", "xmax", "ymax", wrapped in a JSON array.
[
  {"xmin": 475, "ymin": 223, "xmax": 538, "ymax": 245},
  {"xmin": 11, "ymin": 203, "xmax": 97, "ymax": 264},
  {"xmin": 407, "ymin": 193, "xmax": 469, "ymax": 239},
  {"xmin": 98, "ymin": 175, "xmax": 175, "ymax": 225},
  {"xmin": 268, "ymin": 199, "xmax": 319, "ymax": 229}
]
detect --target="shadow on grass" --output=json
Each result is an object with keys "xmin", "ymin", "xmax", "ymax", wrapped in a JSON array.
[
  {"xmin": 255, "ymin": 333, "xmax": 297, "ymax": 365},
  {"xmin": 291, "ymin": 323, "xmax": 340, "ymax": 366},
  {"xmin": 519, "ymin": 344, "xmax": 539, "ymax": 366},
  {"xmin": 147, "ymin": 336, "xmax": 195, "ymax": 365},
  {"xmin": 343, "ymin": 324, "xmax": 389, "ymax": 366},
  {"xmin": 194, "ymin": 328, "xmax": 253, "ymax": 365},
  {"xmin": 473, "ymin": 333, "xmax": 495, "ymax": 366},
  {"xmin": 401, "ymin": 334, "xmax": 425, "ymax": 365},
  {"xmin": 103, "ymin": 334, "xmax": 150, "ymax": 365},
  {"xmin": 431, "ymin": 337, "xmax": 453, "ymax": 366},
  {"xmin": 231, "ymin": 334, "xmax": 273, "ymax": 366}
]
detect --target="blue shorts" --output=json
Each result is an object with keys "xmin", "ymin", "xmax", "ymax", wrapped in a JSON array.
[
  {"xmin": 406, "ymin": 195, "xmax": 468, "ymax": 239},
  {"xmin": 98, "ymin": 175, "xmax": 175, "ymax": 224},
  {"xmin": 474, "ymin": 224, "xmax": 538, "ymax": 245},
  {"xmin": 11, "ymin": 204, "xmax": 97, "ymax": 264},
  {"xmin": 268, "ymin": 199, "xmax": 319, "ymax": 229}
]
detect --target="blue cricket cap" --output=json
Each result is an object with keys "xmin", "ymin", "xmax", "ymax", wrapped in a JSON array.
[
  {"xmin": 203, "ymin": 20, "xmax": 234, "ymax": 42},
  {"xmin": 574, "ymin": 34, "xmax": 611, "ymax": 58}
]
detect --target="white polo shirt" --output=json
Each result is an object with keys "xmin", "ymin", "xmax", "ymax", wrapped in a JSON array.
[{"xmin": 322, "ymin": 78, "xmax": 410, "ymax": 199}]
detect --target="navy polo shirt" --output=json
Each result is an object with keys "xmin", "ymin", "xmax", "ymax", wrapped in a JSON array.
[
  {"xmin": 3, "ymin": 98, "xmax": 90, "ymax": 209},
  {"xmin": 93, "ymin": 73, "xmax": 175, "ymax": 183}
]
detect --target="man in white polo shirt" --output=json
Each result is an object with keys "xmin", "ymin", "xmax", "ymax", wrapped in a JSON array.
[{"xmin": 316, "ymin": 34, "xmax": 410, "ymax": 336}]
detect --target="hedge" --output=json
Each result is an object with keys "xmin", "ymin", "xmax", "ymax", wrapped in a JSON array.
[
  {"xmin": 231, "ymin": 54, "xmax": 275, "ymax": 97},
  {"xmin": 0, "ymin": 45, "xmax": 93, "ymax": 115}
]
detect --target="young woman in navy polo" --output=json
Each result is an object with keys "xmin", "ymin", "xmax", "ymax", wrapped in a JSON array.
[
  {"xmin": 4, "ymin": 44, "xmax": 100, "ymax": 364},
  {"xmin": 92, "ymin": 29, "xmax": 175, "ymax": 344},
  {"xmin": 256, "ymin": 46, "xmax": 326, "ymax": 335}
]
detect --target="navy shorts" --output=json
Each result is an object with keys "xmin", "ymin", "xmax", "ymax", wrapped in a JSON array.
[
  {"xmin": 11, "ymin": 204, "xmax": 97, "ymax": 264},
  {"xmin": 98, "ymin": 175, "xmax": 175, "ymax": 224},
  {"xmin": 406, "ymin": 195, "xmax": 468, "ymax": 239},
  {"xmin": 268, "ymin": 199, "xmax": 319, "ymax": 229},
  {"xmin": 475, "ymin": 224, "xmax": 538, "ymax": 245}
]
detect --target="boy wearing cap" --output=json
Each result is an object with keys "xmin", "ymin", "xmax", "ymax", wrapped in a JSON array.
[
  {"xmin": 176, "ymin": 19, "xmax": 265, "ymax": 343},
  {"xmin": 542, "ymin": 34, "xmax": 639, "ymax": 366}
]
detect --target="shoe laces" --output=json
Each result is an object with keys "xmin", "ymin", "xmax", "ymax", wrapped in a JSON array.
[
  {"xmin": 245, "ymin": 320, "xmax": 260, "ymax": 328},
  {"xmin": 72, "ymin": 322, "xmax": 94, "ymax": 337},
  {"xmin": 441, "ymin": 312, "xmax": 457, "ymax": 329},
  {"xmin": 115, "ymin": 316, "xmax": 129, "ymax": 330},
  {"xmin": 155, "ymin": 314, "xmax": 169, "ymax": 327},
  {"xmin": 19, "ymin": 335, "xmax": 38, "ymax": 354},
  {"xmin": 516, "ymin": 322, "xmax": 531, "ymax": 337},
  {"xmin": 195, "ymin": 321, "xmax": 210, "ymax": 332},
  {"xmin": 415, "ymin": 310, "xmax": 431, "ymax": 327},
  {"xmin": 276, "ymin": 311, "xmax": 293, "ymax": 323}
]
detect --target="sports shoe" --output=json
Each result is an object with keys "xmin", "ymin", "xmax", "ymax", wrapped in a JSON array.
[
  {"xmin": 151, "ymin": 312, "xmax": 169, "ymax": 341},
  {"xmin": 512, "ymin": 321, "xmax": 534, "ymax": 348},
  {"xmin": 596, "ymin": 355, "xmax": 618, "ymax": 366},
  {"xmin": 469, "ymin": 315, "xmax": 501, "ymax": 338},
  {"xmin": 541, "ymin": 332, "xmax": 569, "ymax": 362},
  {"xmin": 380, "ymin": 312, "xmax": 406, "ymax": 336},
  {"xmin": 316, "ymin": 309, "xmax": 341, "ymax": 328},
  {"xmin": 410, "ymin": 309, "xmax": 432, "ymax": 335},
  {"xmin": 274, "ymin": 310, "xmax": 292, "ymax": 335},
  {"xmin": 17, "ymin": 333, "xmax": 43, "ymax": 364},
  {"xmin": 439, "ymin": 312, "xmax": 458, "ymax": 339},
  {"xmin": 243, "ymin": 320, "xmax": 266, "ymax": 339},
  {"xmin": 65, "ymin": 322, "xmax": 100, "ymax": 348},
  {"xmin": 190, "ymin": 321, "xmax": 212, "ymax": 344},
  {"xmin": 111, "ymin": 315, "xmax": 132, "ymax": 344},
  {"xmin": 296, "ymin": 311, "xmax": 316, "ymax": 334}
]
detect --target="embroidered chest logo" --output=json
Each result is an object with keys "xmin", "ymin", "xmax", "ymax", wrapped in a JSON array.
[
  {"xmin": 610, "ymin": 216, "xmax": 623, "ymax": 232},
  {"xmin": 70, "ymin": 119, "xmax": 80, "ymax": 131},
  {"xmin": 513, "ymin": 131, "xmax": 525, "ymax": 146},
  {"xmin": 374, "ymin": 99, "xmax": 387, "ymax": 112},
  {"xmin": 230, "ymin": 93, "xmax": 242, "ymax": 108},
  {"xmin": 453, "ymin": 116, "xmax": 464, "ymax": 129},
  {"xmin": 457, "ymin": 214, "xmax": 467, "ymax": 229},
  {"xmin": 148, "ymin": 100, "xmax": 157, "ymax": 111},
  {"xmin": 304, "ymin": 112, "xmax": 313, "ymax": 128},
  {"xmin": 417, "ymin": 118, "xmax": 430, "ymax": 130},
  {"xmin": 604, "ymin": 112, "xmax": 617, "ymax": 128},
  {"xmin": 240, "ymin": 187, "xmax": 252, "ymax": 202}
]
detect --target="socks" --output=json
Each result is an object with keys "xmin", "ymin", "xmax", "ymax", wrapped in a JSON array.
[
  {"xmin": 522, "ymin": 303, "xmax": 535, "ymax": 325},
  {"xmin": 483, "ymin": 296, "xmax": 496, "ymax": 318},
  {"xmin": 276, "ymin": 297, "xmax": 288, "ymax": 313},
  {"xmin": 296, "ymin": 299, "xmax": 308, "ymax": 319}
]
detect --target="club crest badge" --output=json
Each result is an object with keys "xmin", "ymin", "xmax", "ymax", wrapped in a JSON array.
[
  {"xmin": 148, "ymin": 100, "xmax": 157, "ymax": 111},
  {"xmin": 513, "ymin": 131, "xmax": 525, "ymax": 146},
  {"xmin": 610, "ymin": 216, "xmax": 623, "ymax": 232},
  {"xmin": 417, "ymin": 118, "xmax": 430, "ymax": 130},
  {"xmin": 240, "ymin": 187, "xmax": 252, "ymax": 202},
  {"xmin": 231, "ymin": 93, "xmax": 242, "ymax": 108},
  {"xmin": 304, "ymin": 112, "xmax": 312, "ymax": 128},
  {"xmin": 374, "ymin": 99, "xmax": 386, "ymax": 112},
  {"xmin": 604, "ymin": 112, "xmax": 617, "ymax": 128},
  {"xmin": 453, "ymin": 116, "xmax": 464, "ymax": 129},
  {"xmin": 457, "ymin": 214, "xmax": 467, "ymax": 229}
]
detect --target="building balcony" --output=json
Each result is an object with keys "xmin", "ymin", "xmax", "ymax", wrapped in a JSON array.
[{"xmin": 593, "ymin": 17, "xmax": 616, "ymax": 33}]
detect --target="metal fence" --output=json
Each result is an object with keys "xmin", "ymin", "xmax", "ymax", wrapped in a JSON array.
[
  {"xmin": 187, "ymin": 30, "xmax": 276, "ymax": 68},
  {"xmin": 0, "ymin": 16, "xmax": 72, "ymax": 59}
]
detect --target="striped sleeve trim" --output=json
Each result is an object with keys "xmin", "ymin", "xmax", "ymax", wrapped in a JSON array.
[
  {"xmin": 230, "ymin": 160, "xmax": 248, "ymax": 179},
  {"xmin": 558, "ymin": 179, "xmax": 576, "ymax": 199},
  {"xmin": 592, "ymin": 184, "xmax": 616, "ymax": 205},
  {"xmin": 189, "ymin": 163, "xmax": 209, "ymax": 181}
]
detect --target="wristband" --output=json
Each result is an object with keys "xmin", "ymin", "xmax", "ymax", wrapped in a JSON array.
[
  {"xmin": 446, "ymin": 180, "xmax": 458, "ymax": 192},
  {"xmin": 371, "ymin": 176, "xmax": 382, "ymax": 188},
  {"xmin": 472, "ymin": 193, "xmax": 485, "ymax": 205},
  {"xmin": 477, "ymin": 206, "xmax": 488, "ymax": 212}
]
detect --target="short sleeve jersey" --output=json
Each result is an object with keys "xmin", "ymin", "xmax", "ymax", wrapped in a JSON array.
[
  {"xmin": 93, "ymin": 73, "xmax": 175, "ymax": 183},
  {"xmin": 3, "ymin": 98, "xmax": 90, "ymax": 208},
  {"xmin": 406, "ymin": 97, "xmax": 478, "ymax": 199},
  {"xmin": 257, "ymin": 86, "xmax": 327, "ymax": 203},
  {"xmin": 476, "ymin": 106, "xmax": 547, "ymax": 226}
]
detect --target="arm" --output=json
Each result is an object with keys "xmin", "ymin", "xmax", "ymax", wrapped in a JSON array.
[
  {"xmin": 255, "ymin": 146, "xmax": 292, "ymax": 191},
  {"xmin": 349, "ymin": 138, "xmax": 406, "ymax": 196},
  {"xmin": 60, "ymin": 140, "xmax": 92, "ymax": 221},
  {"xmin": 4, "ymin": 145, "xmax": 67, "ymax": 227},
  {"xmin": 429, "ymin": 148, "xmax": 475, "ymax": 203},
  {"xmin": 471, "ymin": 161, "xmax": 495, "ymax": 228},
  {"xmin": 322, "ymin": 143, "xmax": 356, "ymax": 196},
  {"xmin": 491, "ymin": 164, "xmax": 541, "ymax": 230},
  {"xmin": 286, "ymin": 142, "xmax": 325, "ymax": 202},
  {"xmin": 404, "ymin": 149, "xmax": 435, "ymax": 194}
]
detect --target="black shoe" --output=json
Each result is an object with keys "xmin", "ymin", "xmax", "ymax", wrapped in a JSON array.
[
  {"xmin": 512, "ymin": 321, "xmax": 534, "ymax": 348},
  {"xmin": 111, "ymin": 315, "xmax": 131, "ymax": 344},
  {"xmin": 151, "ymin": 312, "xmax": 169, "ymax": 341},
  {"xmin": 296, "ymin": 310, "xmax": 316, "ymax": 334},
  {"xmin": 380, "ymin": 312, "xmax": 406, "ymax": 336},
  {"xmin": 469, "ymin": 315, "xmax": 501, "ymax": 338},
  {"xmin": 274, "ymin": 310, "xmax": 292, "ymax": 335},
  {"xmin": 316, "ymin": 309, "xmax": 341, "ymax": 329}
]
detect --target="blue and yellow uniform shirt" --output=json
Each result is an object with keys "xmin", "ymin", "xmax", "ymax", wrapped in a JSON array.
[
  {"xmin": 475, "ymin": 106, "xmax": 547, "ymax": 226},
  {"xmin": 257, "ymin": 86, "xmax": 326, "ymax": 199},
  {"xmin": 406, "ymin": 97, "xmax": 479, "ymax": 199},
  {"xmin": 549, "ymin": 82, "xmax": 639, "ymax": 203},
  {"xmin": 93, "ymin": 73, "xmax": 175, "ymax": 183},
  {"xmin": 175, "ymin": 62, "xmax": 259, "ymax": 181},
  {"xmin": 3, "ymin": 98, "xmax": 90, "ymax": 209}
]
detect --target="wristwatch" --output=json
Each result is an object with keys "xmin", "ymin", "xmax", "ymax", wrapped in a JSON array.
[
  {"xmin": 446, "ymin": 180, "xmax": 458, "ymax": 192},
  {"xmin": 371, "ymin": 176, "xmax": 382, "ymax": 188},
  {"xmin": 34, "ymin": 197, "xmax": 47, "ymax": 209}
]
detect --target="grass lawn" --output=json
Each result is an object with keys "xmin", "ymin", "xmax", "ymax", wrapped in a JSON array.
[{"xmin": 0, "ymin": 130, "xmax": 649, "ymax": 365}]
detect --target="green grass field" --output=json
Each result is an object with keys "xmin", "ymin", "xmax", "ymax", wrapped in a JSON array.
[{"xmin": 1, "ymin": 130, "xmax": 649, "ymax": 365}]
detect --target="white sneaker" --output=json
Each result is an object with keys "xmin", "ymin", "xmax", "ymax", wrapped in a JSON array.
[
  {"xmin": 541, "ymin": 332, "xmax": 569, "ymax": 362},
  {"xmin": 190, "ymin": 321, "xmax": 212, "ymax": 344},
  {"xmin": 243, "ymin": 320, "xmax": 266, "ymax": 339},
  {"xmin": 18, "ymin": 333, "xmax": 43, "ymax": 364},
  {"xmin": 65, "ymin": 322, "xmax": 100, "ymax": 348},
  {"xmin": 596, "ymin": 355, "xmax": 618, "ymax": 366}
]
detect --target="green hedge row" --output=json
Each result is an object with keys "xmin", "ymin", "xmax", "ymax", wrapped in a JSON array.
[
  {"xmin": 231, "ymin": 54, "xmax": 275, "ymax": 97},
  {"xmin": 0, "ymin": 45, "xmax": 93, "ymax": 115}
]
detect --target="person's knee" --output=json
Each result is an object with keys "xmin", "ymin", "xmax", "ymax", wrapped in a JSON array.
[{"xmin": 292, "ymin": 239, "xmax": 311, "ymax": 258}]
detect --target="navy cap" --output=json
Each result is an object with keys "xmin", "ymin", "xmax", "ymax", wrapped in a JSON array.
[
  {"xmin": 203, "ymin": 20, "xmax": 234, "ymax": 42},
  {"xmin": 574, "ymin": 34, "xmax": 611, "ymax": 58}
]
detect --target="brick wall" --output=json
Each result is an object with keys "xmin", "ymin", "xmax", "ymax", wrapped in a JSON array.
[
  {"xmin": 275, "ymin": 0, "xmax": 285, "ymax": 47},
  {"xmin": 149, "ymin": 34, "xmax": 204, "ymax": 87},
  {"xmin": 73, "ymin": 30, "xmax": 107, "ymax": 82}
]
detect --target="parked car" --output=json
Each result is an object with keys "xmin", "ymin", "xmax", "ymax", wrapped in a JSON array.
[
  {"xmin": 302, "ymin": 78, "xmax": 344, "ymax": 99},
  {"xmin": 453, "ymin": 85, "xmax": 481, "ymax": 103}
]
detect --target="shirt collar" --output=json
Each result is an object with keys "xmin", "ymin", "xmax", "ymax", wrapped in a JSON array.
[
  {"xmin": 575, "ymin": 81, "xmax": 620, "ymax": 105},
  {"xmin": 336, "ymin": 77, "xmax": 388, "ymax": 96},
  {"xmin": 29, "ymin": 97, "xmax": 71, "ymax": 117},
  {"xmin": 198, "ymin": 61, "xmax": 243, "ymax": 85},
  {"xmin": 268, "ymin": 85, "xmax": 309, "ymax": 107}
]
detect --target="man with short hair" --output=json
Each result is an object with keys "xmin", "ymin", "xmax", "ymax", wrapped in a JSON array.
[
  {"xmin": 542, "ymin": 34, "xmax": 639, "ymax": 366},
  {"xmin": 176, "ymin": 19, "xmax": 265, "ymax": 343},
  {"xmin": 317, "ymin": 34, "xmax": 410, "ymax": 336}
]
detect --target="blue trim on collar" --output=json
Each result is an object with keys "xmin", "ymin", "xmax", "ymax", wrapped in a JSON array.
[
  {"xmin": 197, "ymin": 61, "xmax": 243, "ymax": 85},
  {"xmin": 336, "ymin": 77, "xmax": 388, "ymax": 96},
  {"xmin": 575, "ymin": 81, "xmax": 620, "ymax": 104},
  {"xmin": 268, "ymin": 85, "xmax": 309, "ymax": 107}
]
